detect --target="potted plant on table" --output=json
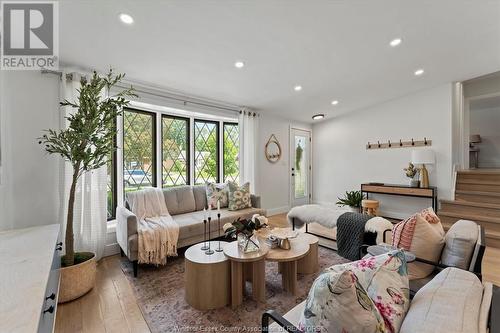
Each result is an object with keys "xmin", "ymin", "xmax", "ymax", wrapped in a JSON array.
[
  {"xmin": 336, "ymin": 190, "xmax": 365, "ymax": 213},
  {"xmin": 223, "ymin": 217, "xmax": 267, "ymax": 253},
  {"xmin": 39, "ymin": 69, "xmax": 135, "ymax": 303},
  {"xmin": 404, "ymin": 162, "xmax": 420, "ymax": 187}
]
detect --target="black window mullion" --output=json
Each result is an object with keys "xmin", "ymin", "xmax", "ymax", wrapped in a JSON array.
[{"xmin": 161, "ymin": 114, "xmax": 190, "ymax": 187}]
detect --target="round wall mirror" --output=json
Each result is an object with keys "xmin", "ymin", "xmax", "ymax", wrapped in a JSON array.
[{"xmin": 265, "ymin": 134, "xmax": 282, "ymax": 163}]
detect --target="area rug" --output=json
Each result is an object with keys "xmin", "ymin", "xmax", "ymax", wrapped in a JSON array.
[{"xmin": 121, "ymin": 246, "xmax": 349, "ymax": 333}]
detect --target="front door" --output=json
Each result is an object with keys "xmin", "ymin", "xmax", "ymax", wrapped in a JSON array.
[{"xmin": 290, "ymin": 128, "xmax": 311, "ymax": 207}]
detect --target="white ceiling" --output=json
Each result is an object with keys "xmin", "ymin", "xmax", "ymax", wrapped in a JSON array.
[{"xmin": 59, "ymin": 0, "xmax": 500, "ymax": 123}]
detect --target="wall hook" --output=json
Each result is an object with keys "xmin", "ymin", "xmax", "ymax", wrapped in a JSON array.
[
  {"xmin": 399, "ymin": 139, "xmax": 403, "ymax": 147},
  {"xmin": 368, "ymin": 142, "xmax": 371, "ymax": 149},
  {"xmin": 388, "ymin": 140, "xmax": 391, "ymax": 147},
  {"xmin": 377, "ymin": 141, "xmax": 381, "ymax": 148},
  {"xmin": 411, "ymin": 138, "xmax": 415, "ymax": 146},
  {"xmin": 424, "ymin": 137, "xmax": 428, "ymax": 145}
]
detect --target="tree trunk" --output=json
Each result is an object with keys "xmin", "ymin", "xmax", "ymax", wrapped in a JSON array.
[{"xmin": 64, "ymin": 165, "xmax": 80, "ymax": 266}]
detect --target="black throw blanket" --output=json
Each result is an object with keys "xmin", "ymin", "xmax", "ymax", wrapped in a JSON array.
[{"xmin": 337, "ymin": 212, "xmax": 373, "ymax": 261}]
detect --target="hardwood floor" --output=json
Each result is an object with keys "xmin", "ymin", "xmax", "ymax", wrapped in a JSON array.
[{"xmin": 55, "ymin": 213, "xmax": 500, "ymax": 333}]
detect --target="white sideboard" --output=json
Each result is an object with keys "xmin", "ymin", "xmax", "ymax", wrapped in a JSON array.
[{"xmin": 0, "ymin": 224, "xmax": 61, "ymax": 333}]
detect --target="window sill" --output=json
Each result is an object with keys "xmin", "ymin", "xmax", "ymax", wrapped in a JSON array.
[{"xmin": 107, "ymin": 219, "xmax": 117, "ymax": 234}]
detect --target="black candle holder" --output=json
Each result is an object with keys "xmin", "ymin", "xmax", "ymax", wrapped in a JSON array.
[
  {"xmin": 205, "ymin": 216, "xmax": 214, "ymax": 255},
  {"xmin": 201, "ymin": 219, "xmax": 209, "ymax": 251},
  {"xmin": 215, "ymin": 213, "xmax": 223, "ymax": 252}
]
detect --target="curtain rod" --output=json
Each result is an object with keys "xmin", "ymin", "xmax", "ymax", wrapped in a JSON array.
[{"xmin": 41, "ymin": 68, "xmax": 244, "ymax": 114}]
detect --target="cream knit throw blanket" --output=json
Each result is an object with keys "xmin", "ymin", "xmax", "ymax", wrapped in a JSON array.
[{"xmin": 127, "ymin": 188, "xmax": 179, "ymax": 265}]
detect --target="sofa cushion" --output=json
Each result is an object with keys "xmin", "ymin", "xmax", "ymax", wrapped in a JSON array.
[
  {"xmin": 400, "ymin": 267, "xmax": 483, "ymax": 333},
  {"xmin": 192, "ymin": 185, "xmax": 207, "ymax": 211},
  {"xmin": 206, "ymin": 182, "xmax": 229, "ymax": 208},
  {"xmin": 174, "ymin": 207, "xmax": 266, "ymax": 240},
  {"xmin": 408, "ymin": 214, "xmax": 445, "ymax": 279},
  {"xmin": 326, "ymin": 250, "xmax": 410, "ymax": 333},
  {"xmin": 298, "ymin": 270, "xmax": 388, "ymax": 333},
  {"xmin": 228, "ymin": 182, "xmax": 251, "ymax": 211},
  {"xmin": 162, "ymin": 186, "xmax": 196, "ymax": 215},
  {"xmin": 441, "ymin": 219, "xmax": 478, "ymax": 270}
]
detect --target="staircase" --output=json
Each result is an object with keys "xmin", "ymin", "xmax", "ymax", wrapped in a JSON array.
[{"xmin": 439, "ymin": 169, "xmax": 500, "ymax": 248}]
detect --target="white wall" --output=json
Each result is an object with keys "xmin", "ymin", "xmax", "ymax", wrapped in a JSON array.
[
  {"xmin": 0, "ymin": 71, "xmax": 60, "ymax": 230},
  {"xmin": 470, "ymin": 106, "xmax": 500, "ymax": 168},
  {"xmin": 312, "ymin": 84, "xmax": 454, "ymax": 219},
  {"xmin": 257, "ymin": 114, "xmax": 311, "ymax": 215}
]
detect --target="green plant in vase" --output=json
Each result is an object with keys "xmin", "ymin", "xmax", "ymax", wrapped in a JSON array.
[{"xmin": 223, "ymin": 217, "xmax": 267, "ymax": 252}]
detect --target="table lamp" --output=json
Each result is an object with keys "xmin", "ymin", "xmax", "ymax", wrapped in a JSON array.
[{"xmin": 411, "ymin": 149, "xmax": 435, "ymax": 188}]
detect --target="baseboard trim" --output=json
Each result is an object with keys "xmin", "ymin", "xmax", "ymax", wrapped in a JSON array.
[
  {"xmin": 266, "ymin": 206, "xmax": 290, "ymax": 216},
  {"xmin": 104, "ymin": 242, "xmax": 120, "ymax": 257}
]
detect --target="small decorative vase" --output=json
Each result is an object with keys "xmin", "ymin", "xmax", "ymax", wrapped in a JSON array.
[
  {"xmin": 409, "ymin": 179, "xmax": 420, "ymax": 187},
  {"xmin": 237, "ymin": 233, "xmax": 260, "ymax": 253}
]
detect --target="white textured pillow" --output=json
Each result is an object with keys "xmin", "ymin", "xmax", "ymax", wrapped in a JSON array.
[
  {"xmin": 408, "ymin": 214, "xmax": 445, "ymax": 279},
  {"xmin": 441, "ymin": 219, "xmax": 478, "ymax": 270}
]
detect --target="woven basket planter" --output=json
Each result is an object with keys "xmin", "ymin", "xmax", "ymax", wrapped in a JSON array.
[{"xmin": 58, "ymin": 252, "xmax": 96, "ymax": 303}]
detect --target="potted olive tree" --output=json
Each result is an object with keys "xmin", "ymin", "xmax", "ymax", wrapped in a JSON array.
[{"xmin": 39, "ymin": 70, "xmax": 135, "ymax": 302}]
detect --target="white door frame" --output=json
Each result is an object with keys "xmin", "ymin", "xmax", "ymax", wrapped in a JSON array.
[
  {"xmin": 463, "ymin": 91, "xmax": 500, "ymax": 169},
  {"xmin": 289, "ymin": 126, "xmax": 312, "ymax": 208}
]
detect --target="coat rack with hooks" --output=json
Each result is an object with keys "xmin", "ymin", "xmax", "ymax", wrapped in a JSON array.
[{"xmin": 366, "ymin": 138, "xmax": 432, "ymax": 150}]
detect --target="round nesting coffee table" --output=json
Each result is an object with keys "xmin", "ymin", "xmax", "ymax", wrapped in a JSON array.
[
  {"xmin": 223, "ymin": 241, "xmax": 269, "ymax": 308},
  {"xmin": 185, "ymin": 241, "xmax": 230, "ymax": 310},
  {"xmin": 296, "ymin": 233, "xmax": 319, "ymax": 274},
  {"xmin": 266, "ymin": 240, "xmax": 310, "ymax": 295}
]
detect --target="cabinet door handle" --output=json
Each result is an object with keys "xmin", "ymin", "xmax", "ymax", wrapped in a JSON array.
[
  {"xmin": 56, "ymin": 246, "xmax": 62, "ymax": 251},
  {"xmin": 46, "ymin": 293, "xmax": 56, "ymax": 301},
  {"xmin": 43, "ymin": 305, "xmax": 55, "ymax": 314},
  {"xmin": 56, "ymin": 242, "xmax": 63, "ymax": 246}
]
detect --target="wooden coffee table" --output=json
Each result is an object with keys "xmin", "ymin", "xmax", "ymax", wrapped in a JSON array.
[
  {"xmin": 296, "ymin": 233, "xmax": 319, "ymax": 274},
  {"xmin": 223, "ymin": 241, "xmax": 269, "ymax": 308},
  {"xmin": 265, "ymin": 238, "xmax": 310, "ymax": 295},
  {"xmin": 184, "ymin": 241, "xmax": 230, "ymax": 310}
]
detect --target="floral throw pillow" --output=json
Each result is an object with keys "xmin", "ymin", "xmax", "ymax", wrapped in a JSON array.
[
  {"xmin": 298, "ymin": 269, "xmax": 388, "ymax": 333},
  {"xmin": 227, "ymin": 182, "xmax": 251, "ymax": 211},
  {"xmin": 206, "ymin": 182, "xmax": 228, "ymax": 208},
  {"xmin": 325, "ymin": 250, "xmax": 410, "ymax": 333}
]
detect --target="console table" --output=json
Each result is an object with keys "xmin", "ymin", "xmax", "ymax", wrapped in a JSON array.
[{"xmin": 361, "ymin": 183, "xmax": 438, "ymax": 215}]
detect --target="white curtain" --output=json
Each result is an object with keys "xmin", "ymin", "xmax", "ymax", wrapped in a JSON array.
[
  {"xmin": 238, "ymin": 109, "xmax": 258, "ymax": 193},
  {"xmin": 59, "ymin": 71, "xmax": 107, "ymax": 261}
]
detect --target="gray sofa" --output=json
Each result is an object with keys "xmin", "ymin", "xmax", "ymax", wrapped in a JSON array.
[{"xmin": 116, "ymin": 185, "xmax": 265, "ymax": 276}]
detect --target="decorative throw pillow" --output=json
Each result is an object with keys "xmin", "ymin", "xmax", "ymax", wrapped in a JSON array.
[
  {"xmin": 326, "ymin": 250, "xmax": 410, "ymax": 333},
  {"xmin": 298, "ymin": 270, "xmax": 388, "ymax": 333},
  {"xmin": 419, "ymin": 207, "xmax": 440, "ymax": 224},
  {"xmin": 391, "ymin": 214, "xmax": 418, "ymax": 251},
  {"xmin": 205, "ymin": 182, "xmax": 228, "ymax": 208},
  {"xmin": 227, "ymin": 182, "xmax": 251, "ymax": 211},
  {"xmin": 407, "ymin": 214, "xmax": 445, "ymax": 279}
]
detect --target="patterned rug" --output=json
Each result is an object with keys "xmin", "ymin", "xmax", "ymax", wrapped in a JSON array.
[{"xmin": 121, "ymin": 246, "xmax": 349, "ymax": 333}]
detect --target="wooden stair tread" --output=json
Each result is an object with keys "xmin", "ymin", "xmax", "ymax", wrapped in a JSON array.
[
  {"xmin": 458, "ymin": 169, "xmax": 500, "ymax": 175},
  {"xmin": 455, "ymin": 190, "xmax": 500, "ymax": 197},
  {"xmin": 457, "ymin": 179, "xmax": 500, "ymax": 186},
  {"xmin": 438, "ymin": 211, "xmax": 500, "ymax": 224},
  {"xmin": 440, "ymin": 199, "xmax": 500, "ymax": 209}
]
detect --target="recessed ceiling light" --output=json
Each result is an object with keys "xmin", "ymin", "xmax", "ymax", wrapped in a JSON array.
[
  {"xmin": 331, "ymin": 100, "xmax": 339, "ymax": 105},
  {"xmin": 119, "ymin": 13, "xmax": 134, "ymax": 25},
  {"xmin": 414, "ymin": 69, "xmax": 425, "ymax": 76},
  {"xmin": 294, "ymin": 85, "xmax": 302, "ymax": 92},
  {"xmin": 312, "ymin": 114, "xmax": 325, "ymax": 120},
  {"xmin": 390, "ymin": 38, "xmax": 402, "ymax": 47},
  {"xmin": 234, "ymin": 61, "xmax": 245, "ymax": 68}
]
